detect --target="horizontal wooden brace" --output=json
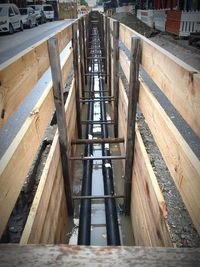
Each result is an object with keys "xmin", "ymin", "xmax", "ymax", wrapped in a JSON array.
[
  {"xmin": 81, "ymin": 121, "xmax": 114, "ymax": 124},
  {"xmin": 72, "ymin": 195, "xmax": 125, "ymax": 200},
  {"xmin": 71, "ymin": 137, "xmax": 124, "ymax": 145},
  {"xmin": 69, "ymin": 155, "xmax": 126, "ymax": 160},
  {"xmin": 80, "ymin": 99, "xmax": 114, "ymax": 103}
]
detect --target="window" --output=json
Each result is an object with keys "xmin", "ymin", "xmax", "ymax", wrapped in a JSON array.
[
  {"xmin": 9, "ymin": 7, "xmax": 14, "ymax": 17},
  {"xmin": 43, "ymin": 6, "xmax": 53, "ymax": 11},
  {"xmin": 0, "ymin": 7, "xmax": 7, "ymax": 16},
  {"xmin": 13, "ymin": 6, "xmax": 19, "ymax": 15}
]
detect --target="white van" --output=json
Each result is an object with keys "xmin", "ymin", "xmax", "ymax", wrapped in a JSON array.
[
  {"xmin": 0, "ymin": 4, "xmax": 23, "ymax": 34},
  {"xmin": 42, "ymin": 5, "xmax": 54, "ymax": 21}
]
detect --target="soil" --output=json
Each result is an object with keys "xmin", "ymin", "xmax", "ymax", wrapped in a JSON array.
[{"xmin": 116, "ymin": 11, "xmax": 200, "ymax": 247}]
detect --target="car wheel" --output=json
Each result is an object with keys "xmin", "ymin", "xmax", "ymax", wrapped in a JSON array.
[
  {"xmin": 20, "ymin": 21, "xmax": 23, "ymax": 31},
  {"xmin": 9, "ymin": 24, "xmax": 14, "ymax": 34}
]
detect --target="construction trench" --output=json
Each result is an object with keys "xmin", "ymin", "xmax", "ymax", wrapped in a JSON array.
[{"xmin": 0, "ymin": 10, "xmax": 200, "ymax": 266}]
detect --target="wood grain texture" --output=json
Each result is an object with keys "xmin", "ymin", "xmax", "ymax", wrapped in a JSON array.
[
  {"xmin": 0, "ymin": 245, "xmax": 199, "ymax": 266},
  {"xmin": 0, "ymin": 24, "xmax": 72, "ymax": 128},
  {"xmin": 0, "ymin": 50, "xmax": 73, "ymax": 239},
  {"xmin": 20, "ymin": 80, "xmax": 76, "ymax": 244},
  {"xmin": 118, "ymin": 79, "xmax": 170, "ymax": 246},
  {"xmin": 132, "ymin": 128, "xmax": 172, "ymax": 247},
  {"xmin": 0, "ymin": 84, "xmax": 55, "ymax": 239},
  {"xmin": 119, "ymin": 23, "xmax": 200, "ymax": 138},
  {"xmin": 139, "ymin": 78, "xmax": 200, "ymax": 234}
]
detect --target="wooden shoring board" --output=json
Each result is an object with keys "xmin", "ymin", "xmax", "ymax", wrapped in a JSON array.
[
  {"xmin": 39, "ymin": 161, "xmax": 65, "ymax": 244},
  {"xmin": 119, "ymin": 49, "xmax": 130, "ymax": 82},
  {"xmin": 20, "ymin": 80, "xmax": 76, "ymax": 244},
  {"xmin": 119, "ymin": 23, "xmax": 200, "ymax": 138},
  {"xmin": 0, "ymin": 23, "xmax": 72, "ymax": 128},
  {"xmin": 1, "ymin": 245, "xmax": 200, "ymax": 266},
  {"xmin": 132, "ymin": 129, "xmax": 172, "ymax": 247},
  {"xmin": 0, "ymin": 50, "xmax": 73, "ymax": 239},
  {"xmin": 118, "ymin": 79, "xmax": 171, "ymax": 246},
  {"xmin": 139, "ymin": 79, "xmax": 200, "ymax": 234}
]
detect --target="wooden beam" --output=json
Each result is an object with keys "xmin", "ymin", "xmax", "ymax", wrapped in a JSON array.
[
  {"xmin": 0, "ymin": 83, "xmax": 55, "ymax": 239},
  {"xmin": 118, "ymin": 78, "xmax": 171, "ymax": 246},
  {"xmin": 132, "ymin": 128, "xmax": 172, "ymax": 246},
  {"xmin": 124, "ymin": 37, "xmax": 141, "ymax": 214},
  {"xmin": 78, "ymin": 19, "xmax": 85, "ymax": 97},
  {"xmin": 113, "ymin": 20, "xmax": 119, "ymax": 137},
  {"xmin": 0, "ymin": 245, "xmax": 200, "ymax": 266},
  {"xmin": 72, "ymin": 22, "xmax": 82, "ymax": 138},
  {"xmin": 107, "ymin": 17, "xmax": 111, "ymax": 94},
  {"xmin": 20, "ymin": 80, "xmax": 76, "ymax": 244},
  {"xmin": 0, "ymin": 24, "xmax": 72, "ymax": 128},
  {"xmin": 119, "ymin": 23, "xmax": 200, "ymax": 138},
  {"xmin": 0, "ymin": 46, "xmax": 73, "ymax": 239},
  {"xmin": 71, "ymin": 137, "xmax": 124, "ymax": 145},
  {"xmin": 139, "ymin": 78, "xmax": 200, "ymax": 234},
  {"xmin": 48, "ymin": 38, "xmax": 73, "ymax": 215}
]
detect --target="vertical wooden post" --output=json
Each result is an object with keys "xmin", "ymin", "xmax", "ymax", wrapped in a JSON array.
[
  {"xmin": 124, "ymin": 37, "xmax": 141, "ymax": 215},
  {"xmin": 103, "ymin": 15, "xmax": 107, "ymax": 84},
  {"xmin": 107, "ymin": 17, "xmax": 111, "ymax": 95},
  {"xmin": 78, "ymin": 18, "xmax": 85, "ymax": 97},
  {"xmin": 84, "ymin": 15, "xmax": 88, "ymax": 74},
  {"xmin": 113, "ymin": 20, "xmax": 119, "ymax": 138},
  {"xmin": 72, "ymin": 22, "xmax": 82, "ymax": 139},
  {"xmin": 81, "ymin": 17, "xmax": 87, "ymax": 85},
  {"xmin": 48, "ymin": 38, "xmax": 73, "ymax": 215}
]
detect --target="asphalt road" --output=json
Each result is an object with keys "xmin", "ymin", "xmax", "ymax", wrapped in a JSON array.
[
  {"xmin": 0, "ymin": 20, "xmax": 73, "ymax": 158},
  {"xmin": 0, "ymin": 20, "xmax": 74, "ymax": 64}
]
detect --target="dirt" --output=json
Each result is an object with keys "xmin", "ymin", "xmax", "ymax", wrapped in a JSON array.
[
  {"xmin": 112, "ymin": 12, "xmax": 200, "ymax": 70},
  {"xmin": 116, "ymin": 14, "xmax": 200, "ymax": 246}
]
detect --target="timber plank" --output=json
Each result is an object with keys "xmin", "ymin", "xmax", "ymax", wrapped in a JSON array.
[
  {"xmin": 20, "ymin": 80, "xmax": 76, "ymax": 244},
  {"xmin": 119, "ymin": 78, "xmax": 171, "ymax": 246},
  {"xmin": 133, "ymin": 128, "xmax": 172, "ymax": 247},
  {"xmin": 119, "ymin": 23, "xmax": 200, "ymax": 137},
  {"xmin": 0, "ymin": 23, "xmax": 72, "ymax": 128},
  {"xmin": 0, "ymin": 84, "xmax": 55, "ymax": 239},
  {"xmin": 0, "ymin": 245, "xmax": 200, "ymax": 266},
  {"xmin": 139, "ymin": 79, "xmax": 200, "ymax": 234},
  {"xmin": 0, "ymin": 50, "xmax": 74, "ymax": 239},
  {"xmin": 39, "ymin": 162, "xmax": 63, "ymax": 244}
]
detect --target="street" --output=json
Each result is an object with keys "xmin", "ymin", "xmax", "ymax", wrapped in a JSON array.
[{"xmin": 0, "ymin": 20, "xmax": 74, "ymax": 64}]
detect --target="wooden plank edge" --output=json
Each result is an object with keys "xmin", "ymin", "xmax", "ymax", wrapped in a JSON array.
[
  {"xmin": 20, "ymin": 79, "xmax": 75, "ymax": 244},
  {"xmin": 139, "ymin": 78, "xmax": 200, "ymax": 234},
  {"xmin": 0, "ymin": 245, "xmax": 200, "ymax": 266}
]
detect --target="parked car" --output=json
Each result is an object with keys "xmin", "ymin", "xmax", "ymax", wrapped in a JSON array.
[
  {"xmin": 0, "ymin": 3, "xmax": 23, "ymax": 34},
  {"xmin": 19, "ymin": 7, "xmax": 38, "ymax": 28},
  {"xmin": 29, "ymin": 5, "xmax": 46, "ymax": 24},
  {"xmin": 42, "ymin": 5, "xmax": 54, "ymax": 21}
]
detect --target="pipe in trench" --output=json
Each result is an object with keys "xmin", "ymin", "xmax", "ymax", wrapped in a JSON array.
[
  {"xmin": 77, "ymin": 27, "xmax": 95, "ymax": 245},
  {"xmin": 78, "ymin": 18, "xmax": 120, "ymax": 246}
]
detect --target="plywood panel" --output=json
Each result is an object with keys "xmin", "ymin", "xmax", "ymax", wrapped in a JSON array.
[{"xmin": 139, "ymin": 79, "xmax": 200, "ymax": 234}]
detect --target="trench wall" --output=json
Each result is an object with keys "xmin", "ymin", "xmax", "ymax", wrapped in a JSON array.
[
  {"xmin": 0, "ymin": 22, "xmax": 77, "ymax": 243},
  {"xmin": 108, "ymin": 17, "xmax": 200, "ymax": 246}
]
